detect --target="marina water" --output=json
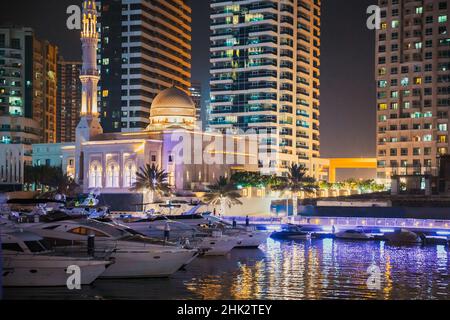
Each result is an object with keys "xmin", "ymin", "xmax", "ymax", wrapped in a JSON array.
[{"xmin": 4, "ymin": 238, "xmax": 449, "ymax": 300}]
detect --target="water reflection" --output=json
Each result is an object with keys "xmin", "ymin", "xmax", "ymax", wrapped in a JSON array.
[{"xmin": 4, "ymin": 239, "xmax": 450, "ymax": 300}]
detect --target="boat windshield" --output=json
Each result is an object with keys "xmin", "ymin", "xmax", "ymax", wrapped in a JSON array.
[
  {"xmin": 2, "ymin": 242, "xmax": 24, "ymax": 252},
  {"xmin": 24, "ymin": 240, "xmax": 52, "ymax": 253}
]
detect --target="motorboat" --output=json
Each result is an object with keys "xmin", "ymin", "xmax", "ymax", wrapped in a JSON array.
[
  {"xmin": 121, "ymin": 213, "xmax": 207, "ymax": 228},
  {"xmin": 384, "ymin": 229, "xmax": 423, "ymax": 244},
  {"xmin": 335, "ymin": 228, "xmax": 374, "ymax": 240},
  {"xmin": 270, "ymin": 225, "xmax": 312, "ymax": 240},
  {"xmin": 205, "ymin": 215, "xmax": 269, "ymax": 248},
  {"xmin": 1, "ymin": 230, "xmax": 111, "ymax": 287},
  {"xmin": 123, "ymin": 213, "xmax": 268, "ymax": 249},
  {"xmin": 120, "ymin": 218, "xmax": 238, "ymax": 256},
  {"xmin": 193, "ymin": 230, "xmax": 239, "ymax": 256},
  {"xmin": 23, "ymin": 219, "xmax": 199, "ymax": 278}
]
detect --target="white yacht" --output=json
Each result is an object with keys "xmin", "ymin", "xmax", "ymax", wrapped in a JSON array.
[
  {"xmin": 205, "ymin": 216, "xmax": 269, "ymax": 248},
  {"xmin": 335, "ymin": 228, "xmax": 374, "ymax": 240},
  {"xmin": 192, "ymin": 230, "xmax": 240, "ymax": 256},
  {"xmin": 1, "ymin": 231, "xmax": 111, "ymax": 287},
  {"xmin": 121, "ymin": 218, "xmax": 238, "ymax": 256},
  {"xmin": 24, "ymin": 219, "xmax": 199, "ymax": 278},
  {"xmin": 121, "ymin": 214, "xmax": 268, "ymax": 250}
]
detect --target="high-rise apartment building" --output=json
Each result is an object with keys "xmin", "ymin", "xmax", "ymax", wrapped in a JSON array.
[
  {"xmin": 209, "ymin": 0, "xmax": 321, "ymax": 176},
  {"xmin": 189, "ymin": 80, "xmax": 202, "ymax": 122},
  {"xmin": 0, "ymin": 27, "xmax": 58, "ymax": 145},
  {"xmin": 57, "ymin": 58, "xmax": 82, "ymax": 143},
  {"xmin": 376, "ymin": 0, "xmax": 449, "ymax": 183},
  {"xmin": 96, "ymin": 0, "xmax": 192, "ymax": 132},
  {"xmin": 33, "ymin": 38, "xmax": 58, "ymax": 143}
]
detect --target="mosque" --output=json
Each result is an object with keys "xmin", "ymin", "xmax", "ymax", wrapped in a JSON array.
[{"xmin": 31, "ymin": 1, "xmax": 257, "ymax": 209}]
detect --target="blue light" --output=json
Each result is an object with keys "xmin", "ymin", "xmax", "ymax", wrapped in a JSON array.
[
  {"xmin": 436, "ymin": 231, "xmax": 450, "ymax": 236},
  {"xmin": 380, "ymin": 228, "xmax": 395, "ymax": 233}
]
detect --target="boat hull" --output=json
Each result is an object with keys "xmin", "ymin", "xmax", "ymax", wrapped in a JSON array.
[
  {"xmin": 335, "ymin": 233, "xmax": 373, "ymax": 240},
  {"xmin": 2, "ymin": 255, "xmax": 109, "ymax": 287},
  {"xmin": 233, "ymin": 232, "xmax": 269, "ymax": 248},
  {"xmin": 197, "ymin": 237, "xmax": 237, "ymax": 256},
  {"xmin": 100, "ymin": 249, "xmax": 198, "ymax": 278},
  {"xmin": 271, "ymin": 232, "xmax": 311, "ymax": 241},
  {"xmin": 384, "ymin": 232, "xmax": 422, "ymax": 244}
]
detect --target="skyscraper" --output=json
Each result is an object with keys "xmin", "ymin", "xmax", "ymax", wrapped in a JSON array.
[
  {"xmin": 96, "ymin": 0, "xmax": 192, "ymax": 133},
  {"xmin": 189, "ymin": 80, "xmax": 202, "ymax": 122},
  {"xmin": 33, "ymin": 38, "xmax": 58, "ymax": 144},
  {"xmin": 57, "ymin": 59, "xmax": 82, "ymax": 143},
  {"xmin": 375, "ymin": 0, "xmax": 449, "ymax": 184},
  {"xmin": 209, "ymin": 0, "xmax": 321, "ymax": 176},
  {"xmin": 0, "ymin": 27, "xmax": 58, "ymax": 144}
]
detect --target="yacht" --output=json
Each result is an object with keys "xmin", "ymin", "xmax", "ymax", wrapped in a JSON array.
[
  {"xmin": 270, "ymin": 225, "xmax": 312, "ymax": 240},
  {"xmin": 23, "ymin": 219, "xmax": 199, "ymax": 278},
  {"xmin": 205, "ymin": 216, "xmax": 269, "ymax": 248},
  {"xmin": 120, "ymin": 218, "xmax": 238, "ymax": 256},
  {"xmin": 384, "ymin": 229, "xmax": 423, "ymax": 244},
  {"xmin": 335, "ymin": 228, "xmax": 374, "ymax": 240},
  {"xmin": 1, "ymin": 231, "xmax": 111, "ymax": 287},
  {"xmin": 122, "ymin": 214, "xmax": 268, "ymax": 249}
]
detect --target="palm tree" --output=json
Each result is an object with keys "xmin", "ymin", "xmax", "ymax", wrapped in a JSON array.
[
  {"xmin": 130, "ymin": 164, "xmax": 171, "ymax": 204},
  {"xmin": 203, "ymin": 176, "xmax": 243, "ymax": 215},
  {"xmin": 52, "ymin": 173, "xmax": 80, "ymax": 198},
  {"xmin": 274, "ymin": 164, "xmax": 317, "ymax": 216}
]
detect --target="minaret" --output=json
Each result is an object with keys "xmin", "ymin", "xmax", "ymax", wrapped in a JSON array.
[
  {"xmin": 75, "ymin": 0, "xmax": 103, "ymax": 183},
  {"xmin": 80, "ymin": 0, "xmax": 100, "ymax": 116}
]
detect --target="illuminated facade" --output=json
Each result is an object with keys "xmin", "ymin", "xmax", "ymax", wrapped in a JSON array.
[
  {"xmin": 96, "ymin": 0, "xmax": 192, "ymax": 133},
  {"xmin": 33, "ymin": 2, "xmax": 257, "ymax": 210},
  {"xmin": 57, "ymin": 59, "xmax": 82, "ymax": 143},
  {"xmin": 0, "ymin": 27, "xmax": 59, "ymax": 145},
  {"xmin": 189, "ymin": 81, "xmax": 203, "ymax": 122},
  {"xmin": 376, "ymin": 0, "xmax": 450, "ymax": 183},
  {"xmin": 209, "ymin": 0, "xmax": 321, "ymax": 177},
  {"xmin": 33, "ymin": 38, "xmax": 58, "ymax": 143}
]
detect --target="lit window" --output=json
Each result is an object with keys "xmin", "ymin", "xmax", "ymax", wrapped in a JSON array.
[
  {"xmin": 106, "ymin": 161, "xmax": 120, "ymax": 188},
  {"xmin": 89, "ymin": 162, "xmax": 103, "ymax": 188},
  {"xmin": 123, "ymin": 161, "xmax": 137, "ymax": 188}
]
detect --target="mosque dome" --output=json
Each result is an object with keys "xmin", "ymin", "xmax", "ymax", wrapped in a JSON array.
[{"xmin": 148, "ymin": 86, "xmax": 196, "ymax": 130}]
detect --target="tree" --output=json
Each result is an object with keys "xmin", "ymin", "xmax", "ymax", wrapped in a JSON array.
[
  {"xmin": 274, "ymin": 164, "xmax": 317, "ymax": 216},
  {"xmin": 342, "ymin": 179, "xmax": 358, "ymax": 191},
  {"xmin": 130, "ymin": 164, "xmax": 171, "ymax": 204},
  {"xmin": 24, "ymin": 165, "xmax": 80, "ymax": 198},
  {"xmin": 203, "ymin": 176, "xmax": 243, "ymax": 215},
  {"xmin": 48, "ymin": 172, "xmax": 80, "ymax": 198},
  {"xmin": 230, "ymin": 171, "xmax": 279, "ymax": 189}
]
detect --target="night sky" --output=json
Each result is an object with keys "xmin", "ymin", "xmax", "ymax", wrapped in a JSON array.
[{"xmin": 0, "ymin": 0, "xmax": 377, "ymax": 159}]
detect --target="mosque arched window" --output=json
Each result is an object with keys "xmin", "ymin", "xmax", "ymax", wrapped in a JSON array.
[
  {"xmin": 89, "ymin": 161, "xmax": 102, "ymax": 188},
  {"xmin": 123, "ymin": 161, "xmax": 137, "ymax": 188},
  {"xmin": 106, "ymin": 161, "xmax": 120, "ymax": 188}
]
